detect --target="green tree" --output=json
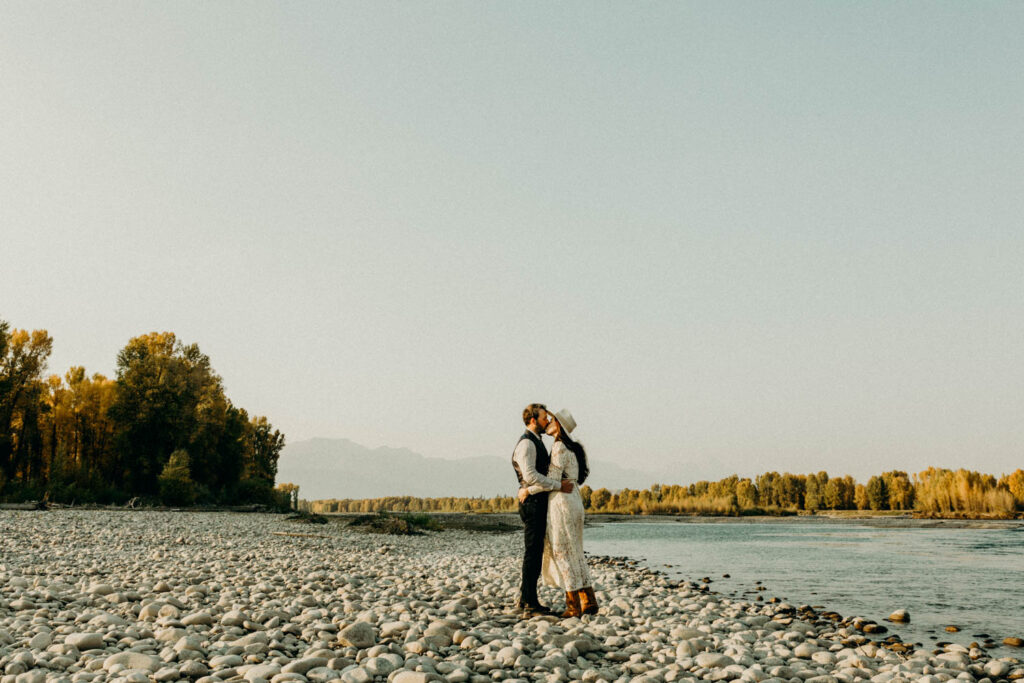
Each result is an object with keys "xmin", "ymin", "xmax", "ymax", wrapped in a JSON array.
[
  {"xmin": 865, "ymin": 475, "xmax": 887, "ymax": 510},
  {"xmin": 109, "ymin": 332, "xmax": 223, "ymax": 496},
  {"xmin": 804, "ymin": 471, "xmax": 829, "ymax": 510},
  {"xmin": 824, "ymin": 476, "xmax": 855, "ymax": 509},
  {"xmin": 755, "ymin": 472, "xmax": 781, "ymax": 507},
  {"xmin": 158, "ymin": 449, "xmax": 197, "ymax": 505},
  {"xmin": 243, "ymin": 415, "xmax": 285, "ymax": 483}
]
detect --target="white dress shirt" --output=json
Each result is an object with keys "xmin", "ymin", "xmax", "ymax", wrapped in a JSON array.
[{"xmin": 513, "ymin": 431, "xmax": 562, "ymax": 492}]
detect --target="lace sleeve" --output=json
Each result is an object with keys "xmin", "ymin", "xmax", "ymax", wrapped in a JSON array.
[
  {"xmin": 551, "ymin": 442, "xmax": 570, "ymax": 478},
  {"xmin": 525, "ymin": 443, "xmax": 566, "ymax": 495}
]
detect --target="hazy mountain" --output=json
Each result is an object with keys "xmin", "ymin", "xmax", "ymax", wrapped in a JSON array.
[{"xmin": 277, "ymin": 437, "xmax": 690, "ymax": 501}]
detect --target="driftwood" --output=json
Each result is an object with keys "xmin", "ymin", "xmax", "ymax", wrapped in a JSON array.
[
  {"xmin": 0, "ymin": 501, "xmax": 47, "ymax": 511},
  {"xmin": 271, "ymin": 531, "xmax": 329, "ymax": 539}
]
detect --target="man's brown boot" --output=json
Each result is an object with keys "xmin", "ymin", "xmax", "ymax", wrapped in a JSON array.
[
  {"xmin": 579, "ymin": 586, "xmax": 599, "ymax": 615},
  {"xmin": 559, "ymin": 591, "xmax": 582, "ymax": 618}
]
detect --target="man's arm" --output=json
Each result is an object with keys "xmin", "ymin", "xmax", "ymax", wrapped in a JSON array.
[{"xmin": 513, "ymin": 438, "xmax": 561, "ymax": 492}]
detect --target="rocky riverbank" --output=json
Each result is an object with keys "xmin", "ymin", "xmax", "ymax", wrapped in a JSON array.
[{"xmin": 1, "ymin": 511, "xmax": 1020, "ymax": 683}]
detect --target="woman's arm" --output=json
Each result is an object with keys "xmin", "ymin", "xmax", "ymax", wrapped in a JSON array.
[{"xmin": 521, "ymin": 444, "xmax": 567, "ymax": 496}]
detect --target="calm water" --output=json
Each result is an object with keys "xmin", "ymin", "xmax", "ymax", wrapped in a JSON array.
[{"xmin": 585, "ymin": 519, "xmax": 1024, "ymax": 653}]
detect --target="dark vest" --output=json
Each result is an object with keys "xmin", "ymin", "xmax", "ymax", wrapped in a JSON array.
[{"xmin": 512, "ymin": 430, "xmax": 550, "ymax": 487}]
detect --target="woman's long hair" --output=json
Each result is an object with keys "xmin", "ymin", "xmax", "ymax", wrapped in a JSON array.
[{"xmin": 557, "ymin": 431, "xmax": 589, "ymax": 486}]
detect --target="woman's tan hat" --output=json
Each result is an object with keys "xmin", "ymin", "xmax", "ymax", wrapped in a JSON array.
[{"xmin": 552, "ymin": 408, "xmax": 577, "ymax": 434}]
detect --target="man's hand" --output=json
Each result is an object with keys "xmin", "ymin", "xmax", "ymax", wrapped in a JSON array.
[
  {"xmin": 517, "ymin": 488, "xmax": 529, "ymax": 503},
  {"xmin": 560, "ymin": 480, "xmax": 574, "ymax": 493}
]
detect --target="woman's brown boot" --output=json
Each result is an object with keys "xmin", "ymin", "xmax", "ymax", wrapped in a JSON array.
[
  {"xmin": 560, "ymin": 590, "xmax": 582, "ymax": 618},
  {"xmin": 579, "ymin": 587, "xmax": 599, "ymax": 615}
]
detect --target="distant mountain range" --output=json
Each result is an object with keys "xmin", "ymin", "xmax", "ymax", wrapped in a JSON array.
[{"xmin": 277, "ymin": 437, "xmax": 695, "ymax": 502}]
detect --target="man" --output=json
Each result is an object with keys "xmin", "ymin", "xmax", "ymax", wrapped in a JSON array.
[{"xmin": 512, "ymin": 403, "xmax": 573, "ymax": 615}]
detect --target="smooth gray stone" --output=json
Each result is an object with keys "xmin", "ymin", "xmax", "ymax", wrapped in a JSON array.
[{"xmin": 66, "ymin": 633, "xmax": 105, "ymax": 650}]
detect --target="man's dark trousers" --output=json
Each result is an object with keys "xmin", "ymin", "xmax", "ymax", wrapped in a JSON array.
[{"xmin": 518, "ymin": 494, "xmax": 548, "ymax": 607}]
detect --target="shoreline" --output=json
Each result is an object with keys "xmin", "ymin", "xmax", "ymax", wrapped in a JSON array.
[
  {"xmin": 320, "ymin": 511, "xmax": 1024, "ymax": 532},
  {"xmin": 7, "ymin": 503, "xmax": 1021, "ymax": 529},
  {"xmin": 2, "ymin": 510, "xmax": 1021, "ymax": 683},
  {"xmin": 331, "ymin": 511, "xmax": 1024, "ymax": 655}
]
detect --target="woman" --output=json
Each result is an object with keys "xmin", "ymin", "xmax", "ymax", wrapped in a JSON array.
[{"xmin": 518, "ymin": 408, "xmax": 598, "ymax": 617}]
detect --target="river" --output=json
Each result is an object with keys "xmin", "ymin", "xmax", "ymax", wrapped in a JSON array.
[{"xmin": 585, "ymin": 517, "xmax": 1024, "ymax": 655}]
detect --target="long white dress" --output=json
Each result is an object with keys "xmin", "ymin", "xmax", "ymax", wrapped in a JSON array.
[{"xmin": 539, "ymin": 441, "xmax": 592, "ymax": 592}]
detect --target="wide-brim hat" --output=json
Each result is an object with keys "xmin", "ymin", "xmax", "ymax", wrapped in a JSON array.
[{"xmin": 552, "ymin": 409, "xmax": 577, "ymax": 434}]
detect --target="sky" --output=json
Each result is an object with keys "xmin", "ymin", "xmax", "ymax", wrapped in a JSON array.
[{"xmin": 2, "ymin": 2, "xmax": 1023, "ymax": 484}]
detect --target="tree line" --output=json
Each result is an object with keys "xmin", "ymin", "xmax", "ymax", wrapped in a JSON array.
[
  {"xmin": 0, "ymin": 318, "xmax": 286, "ymax": 507},
  {"xmin": 302, "ymin": 468, "xmax": 1024, "ymax": 518}
]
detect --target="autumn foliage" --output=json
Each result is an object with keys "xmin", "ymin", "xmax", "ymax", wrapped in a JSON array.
[
  {"xmin": 0, "ymin": 319, "xmax": 285, "ymax": 506},
  {"xmin": 305, "ymin": 468, "xmax": 1024, "ymax": 519}
]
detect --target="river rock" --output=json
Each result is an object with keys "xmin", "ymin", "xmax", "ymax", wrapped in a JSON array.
[
  {"xmin": 363, "ymin": 656, "xmax": 400, "ymax": 676},
  {"xmin": 696, "ymin": 653, "xmax": 735, "ymax": 668},
  {"xmin": 338, "ymin": 622, "xmax": 376, "ymax": 649},
  {"xmin": 1004, "ymin": 637, "xmax": 1024, "ymax": 647},
  {"xmin": 985, "ymin": 661, "xmax": 1011, "ymax": 677},
  {"xmin": 234, "ymin": 631, "xmax": 270, "ymax": 646},
  {"xmin": 339, "ymin": 667, "xmax": 370, "ymax": 683},
  {"xmin": 673, "ymin": 627, "xmax": 706, "ymax": 640},
  {"xmin": 0, "ymin": 510, "xmax": 1013, "ymax": 683},
  {"xmin": 793, "ymin": 642, "xmax": 818, "ymax": 658},
  {"xmin": 66, "ymin": 633, "xmax": 104, "ymax": 650},
  {"xmin": 282, "ymin": 658, "xmax": 328, "ymax": 675},
  {"xmin": 154, "ymin": 667, "xmax": 181, "ymax": 682},
  {"xmin": 181, "ymin": 660, "xmax": 210, "ymax": 678},
  {"xmin": 244, "ymin": 664, "xmax": 281, "ymax": 681},
  {"xmin": 210, "ymin": 655, "xmax": 245, "ymax": 669},
  {"xmin": 182, "ymin": 611, "xmax": 213, "ymax": 626},
  {"xmin": 423, "ymin": 621, "xmax": 455, "ymax": 647},
  {"xmin": 104, "ymin": 652, "xmax": 162, "ymax": 672},
  {"xmin": 380, "ymin": 621, "xmax": 409, "ymax": 638},
  {"xmin": 221, "ymin": 610, "xmax": 248, "ymax": 626},
  {"xmin": 936, "ymin": 652, "xmax": 970, "ymax": 667},
  {"xmin": 90, "ymin": 612, "xmax": 127, "ymax": 627},
  {"xmin": 308, "ymin": 667, "xmax": 343, "ymax": 683},
  {"xmin": 392, "ymin": 673, "xmax": 432, "ymax": 683},
  {"xmin": 887, "ymin": 609, "xmax": 910, "ymax": 623},
  {"xmin": 28, "ymin": 632, "xmax": 52, "ymax": 649}
]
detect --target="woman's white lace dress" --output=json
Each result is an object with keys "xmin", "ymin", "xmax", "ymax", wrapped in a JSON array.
[{"xmin": 540, "ymin": 441, "xmax": 591, "ymax": 591}]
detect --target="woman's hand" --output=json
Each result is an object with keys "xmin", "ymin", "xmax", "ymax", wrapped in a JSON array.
[{"xmin": 517, "ymin": 488, "xmax": 529, "ymax": 503}]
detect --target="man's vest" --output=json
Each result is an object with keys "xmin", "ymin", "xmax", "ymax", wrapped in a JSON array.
[{"xmin": 512, "ymin": 430, "xmax": 550, "ymax": 487}]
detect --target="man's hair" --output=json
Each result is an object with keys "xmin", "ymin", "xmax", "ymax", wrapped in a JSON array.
[{"xmin": 522, "ymin": 403, "xmax": 548, "ymax": 426}]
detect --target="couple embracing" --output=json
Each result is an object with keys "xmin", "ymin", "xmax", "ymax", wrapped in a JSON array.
[{"xmin": 511, "ymin": 403, "xmax": 598, "ymax": 618}]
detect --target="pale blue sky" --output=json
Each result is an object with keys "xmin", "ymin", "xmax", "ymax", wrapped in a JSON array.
[{"xmin": 2, "ymin": 2, "xmax": 1022, "ymax": 483}]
